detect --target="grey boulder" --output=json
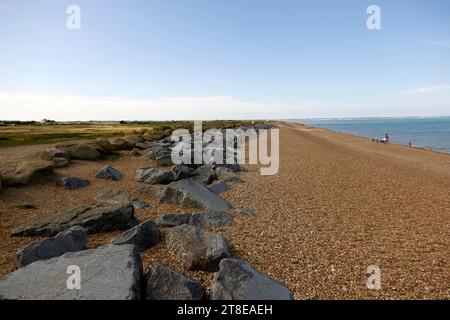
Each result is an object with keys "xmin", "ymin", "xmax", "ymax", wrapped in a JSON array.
[
  {"xmin": 135, "ymin": 168, "xmax": 174, "ymax": 185},
  {"xmin": 211, "ymin": 259, "xmax": 294, "ymax": 300},
  {"xmin": 206, "ymin": 233, "xmax": 231, "ymax": 270},
  {"xmin": 0, "ymin": 244, "xmax": 143, "ymax": 300},
  {"xmin": 111, "ymin": 220, "xmax": 159, "ymax": 251},
  {"xmin": 95, "ymin": 165, "xmax": 123, "ymax": 181},
  {"xmin": 11, "ymin": 202, "xmax": 138, "ymax": 237},
  {"xmin": 145, "ymin": 262, "xmax": 204, "ymax": 300},
  {"xmin": 159, "ymin": 178, "xmax": 231, "ymax": 211},
  {"xmin": 189, "ymin": 211, "xmax": 234, "ymax": 228},
  {"xmin": 15, "ymin": 226, "xmax": 87, "ymax": 268},
  {"xmin": 207, "ymin": 180, "xmax": 230, "ymax": 194},
  {"xmin": 170, "ymin": 164, "xmax": 196, "ymax": 181},
  {"xmin": 155, "ymin": 213, "xmax": 192, "ymax": 228},
  {"xmin": 56, "ymin": 177, "xmax": 90, "ymax": 190},
  {"xmin": 193, "ymin": 165, "xmax": 216, "ymax": 185},
  {"xmin": 95, "ymin": 189, "xmax": 131, "ymax": 205}
]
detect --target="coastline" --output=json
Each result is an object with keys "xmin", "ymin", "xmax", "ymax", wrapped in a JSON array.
[{"xmin": 0, "ymin": 121, "xmax": 449, "ymax": 299}]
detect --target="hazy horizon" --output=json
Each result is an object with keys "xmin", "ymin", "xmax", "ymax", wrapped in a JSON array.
[{"xmin": 1, "ymin": 0, "xmax": 449, "ymax": 120}]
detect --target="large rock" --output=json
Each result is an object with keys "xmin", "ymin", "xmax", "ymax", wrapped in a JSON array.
[
  {"xmin": 189, "ymin": 211, "xmax": 234, "ymax": 228},
  {"xmin": 155, "ymin": 154, "xmax": 174, "ymax": 167},
  {"xmin": 145, "ymin": 262, "xmax": 204, "ymax": 300},
  {"xmin": 0, "ymin": 156, "xmax": 54, "ymax": 185},
  {"xmin": 15, "ymin": 226, "xmax": 87, "ymax": 268},
  {"xmin": 165, "ymin": 225, "xmax": 230, "ymax": 271},
  {"xmin": 56, "ymin": 177, "xmax": 90, "ymax": 190},
  {"xmin": 135, "ymin": 168, "xmax": 174, "ymax": 185},
  {"xmin": 86, "ymin": 138, "xmax": 115, "ymax": 154},
  {"xmin": 206, "ymin": 233, "xmax": 231, "ymax": 270},
  {"xmin": 170, "ymin": 164, "xmax": 196, "ymax": 181},
  {"xmin": 210, "ymin": 259, "xmax": 294, "ymax": 300},
  {"xmin": 159, "ymin": 179, "xmax": 231, "ymax": 211},
  {"xmin": 193, "ymin": 165, "xmax": 216, "ymax": 185},
  {"xmin": 59, "ymin": 144, "xmax": 100, "ymax": 160},
  {"xmin": 47, "ymin": 148, "xmax": 71, "ymax": 160},
  {"xmin": 0, "ymin": 244, "xmax": 143, "ymax": 300},
  {"xmin": 165, "ymin": 225, "xmax": 206, "ymax": 270},
  {"xmin": 95, "ymin": 165, "xmax": 123, "ymax": 181},
  {"xmin": 155, "ymin": 213, "xmax": 192, "ymax": 228},
  {"xmin": 11, "ymin": 202, "xmax": 137, "ymax": 237},
  {"xmin": 111, "ymin": 137, "xmax": 131, "ymax": 150},
  {"xmin": 148, "ymin": 144, "xmax": 171, "ymax": 160},
  {"xmin": 111, "ymin": 220, "xmax": 159, "ymax": 251}
]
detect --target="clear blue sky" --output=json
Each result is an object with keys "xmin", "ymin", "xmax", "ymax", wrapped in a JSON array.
[{"xmin": 0, "ymin": 0, "xmax": 449, "ymax": 120}]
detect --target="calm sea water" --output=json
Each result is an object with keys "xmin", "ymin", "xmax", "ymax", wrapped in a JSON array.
[{"xmin": 290, "ymin": 117, "xmax": 450, "ymax": 154}]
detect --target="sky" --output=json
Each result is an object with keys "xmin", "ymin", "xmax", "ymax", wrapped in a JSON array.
[{"xmin": 0, "ymin": 0, "xmax": 449, "ymax": 121}]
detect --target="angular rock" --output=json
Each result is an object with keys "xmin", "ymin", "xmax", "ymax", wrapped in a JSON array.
[
  {"xmin": 0, "ymin": 156, "xmax": 54, "ymax": 185},
  {"xmin": 130, "ymin": 148, "xmax": 143, "ymax": 157},
  {"xmin": 193, "ymin": 165, "xmax": 216, "ymax": 185},
  {"xmin": 155, "ymin": 154, "xmax": 174, "ymax": 167},
  {"xmin": 148, "ymin": 144, "xmax": 171, "ymax": 160},
  {"xmin": 15, "ymin": 226, "xmax": 87, "ymax": 268},
  {"xmin": 155, "ymin": 213, "xmax": 192, "ymax": 228},
  {"xmin": 189, "ymin": 211, "xmax": 234, "ymax": 228},
  {"xmin": 95, "ymin": 189, "xmax": 131, "ymax": 205},
  {"xmin": 95, "ymin": 165, "xmax": 123, "ymax": 181},
  {"xmin": 165, "ymin": 225, "xmax": 206, "ymax": 270},
  {"xmin": 131, "ymin": 197, "xmax": 150, "ymax": 209},
  {"xmin": 11, "ymin": 202, "xmax": 137, "ymax": 237},
  {"xmin": 111, "ymin": 137, "xmax": 131, "ymax": 150},
  {"xmin": 138, "ymin": 185, "xmax": 165, "ymax": 198},
  {"xmin": 206, "ymin": 233, "xmax": 231, "ymax": 270},
  {"xmin": 135, "ymin": 168, "xmax": 174, "ymax": 185},
  {"xmin": 62, "ymin": 144, "xmax": 100, "ymax": 160},
  {"xmin": 145, "ymin": 262, "xmax": 204, "ymax": 300},
  {"xmin": 47, "ymin": 148, "xmax": 71, "ymax": 160},
  {"xmin": 111, "ymin": 220, "xmax": 159, "ymax": 251},
  {"xmin": 52, "ymin": 157, "xmax": 70, "ymax": 168},
  {"xmin": 207, "ymin": 180, "xmax": 230, "ymax": 194},
  {"xmin": 159, "ymin": 179, "xmax": 231, "ymax": 211},
  {"xmin": 134, "ymin": 142, "xmax": 151, "ymax": 150},
  {"xmin": 0, "ymin": 244, "xmax": 143, "ymax": 300},
  {"xmin": 211, "ymin": 259, "xmax": 294, "ymax": 300},
  {"xmin": 86, "ymin": 138, "xmax": 115, "ymax": 154},
  {"xmin": 56, "ymin": 177, "xmax": 90, "ymax": 190},
  {"xmin": 170, "ymin": 164, "xmax": 196, "ymax": 181}
]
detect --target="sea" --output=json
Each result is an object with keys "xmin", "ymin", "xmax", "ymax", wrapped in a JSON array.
[{"xmin": 290, "ymin": 117, "xmax": 450, "ymax": 154}]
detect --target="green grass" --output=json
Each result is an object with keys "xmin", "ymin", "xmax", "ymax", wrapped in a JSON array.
[{"xmin": 0, "ymin": 120, "xmax": 265, "ymax": 148}]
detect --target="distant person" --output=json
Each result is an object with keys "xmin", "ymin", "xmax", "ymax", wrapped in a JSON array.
[{"xmin": 380, "ymin": 133, "xmax": 389, "ymax": 143}]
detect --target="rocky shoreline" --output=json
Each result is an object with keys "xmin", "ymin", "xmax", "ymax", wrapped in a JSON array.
[{"xmin": 0, "ymin": 123, "xmax": 294, "ymax": 300}]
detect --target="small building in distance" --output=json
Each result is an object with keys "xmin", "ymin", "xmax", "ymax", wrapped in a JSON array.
[{"xmin": 40, "ymin": 119, "xmax": 56, "ymax": 125}]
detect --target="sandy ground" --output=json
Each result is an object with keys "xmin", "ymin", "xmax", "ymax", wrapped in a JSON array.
[{"xmin": 0, "ymin": 121, "xmax": 449, "ymax": 299}]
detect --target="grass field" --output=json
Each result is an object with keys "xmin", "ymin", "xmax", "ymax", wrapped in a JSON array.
[{"xmin": 0, "ymin": 120, "xmax": 262, "ymax": 148}]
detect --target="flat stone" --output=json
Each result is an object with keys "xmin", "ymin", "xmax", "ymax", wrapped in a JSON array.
[
  {"xmin": 145, "ymin": 262, "xmax": 204, "ymax": 300},
  {"xmin": 11, "ymin": 202, "xmax": 138, "ymax": 237},
  {"xmin": 111, "ymin": 220, "xmax": 159, "ymax": 251},
  {"xmin": 56, "ymin": 177, "xmax": 90, "ymax": 190},
  {"xmin": 95, "ymin": 189, "xmax": 131, "ymax": 205},
  {"xmin": 159, "ymin": 178, "xmax": 231, "ymax": 211},
  {"xmin": 15, "ymin": 226, "xmax": 87, "ymax": 268},
  {"xmin": 210, "ymin": 259, "xmax": 294, "ymax": 300},
  {"xmin": 95, "ymin": 165, "xmax": 123, "ymax": 181},
  {"xmin": 0, "ymin": 244, "xmax": 143, "ymax": 300}
]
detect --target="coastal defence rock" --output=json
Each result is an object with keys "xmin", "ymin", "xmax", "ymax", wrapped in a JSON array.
[
  {"xmin": 111, "ymin": 220, "xmax": 159, "ymax": 251},
  {"xmin": 11, "ymin": 202, "xmax": 138, "ymax": 237},
  {"xmin": 165, "ymin": 225, "xmax": 206, "ymax": 270},
  {"xmin": 0, "ymin": 244, "xmax": 143, "ymax": 300},
  {"xmin": 135, "ymin": 168, "xmax": 174, "ymax": 185},
  {"xmin": 95, "ymin": 165, "xmax": 123, "ymax": 181},
  {"xmin": 210, "ymin": 259, "xmax": 294, "ymax": 300},
  {"xmin": 56, "ymin": 144, "xmax": 100, "ymax": 160},
  {"xmin": 170, "ymin": 164, "xmax": 196, "ymax": 181},
  {"xmin": 15, "ymin": 226, "xmax": 87, "ymax": 268},
  {"xmin": 159, "ymin": 178, "xmax": 231, "ymax": 211},
  {"xmin": 207, "ymin": 180, "xmax": 230, "ymax": 194},
  {"xmin": 0, "ymin": 155, "xmax": 54, "ymax": 186},
  {"xmin": 56, "ymin": 176, "xmax": 90, "ymax": 190},
  {"xmin": 189, "ymin": 211, "xmax": 234, "ymax": 228},
  {"xmin": 155, "ymin": 213, "xmax": 192, "ymax": 228},
  {"xmin": 145, "ymin": 262, "xmax": 204, "ymax": 300},
  {"xmin": 193, "ymin": 165, "xmax": 216, "ymax": 185},
  {"xmin": 165, "ymin": 225, "xmax": 230, "ymax": 271}
]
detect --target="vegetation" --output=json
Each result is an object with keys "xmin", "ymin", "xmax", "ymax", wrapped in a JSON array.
[{"xmin": 0, "ymin": 120, "xmax": 265, "ymax": 148}]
